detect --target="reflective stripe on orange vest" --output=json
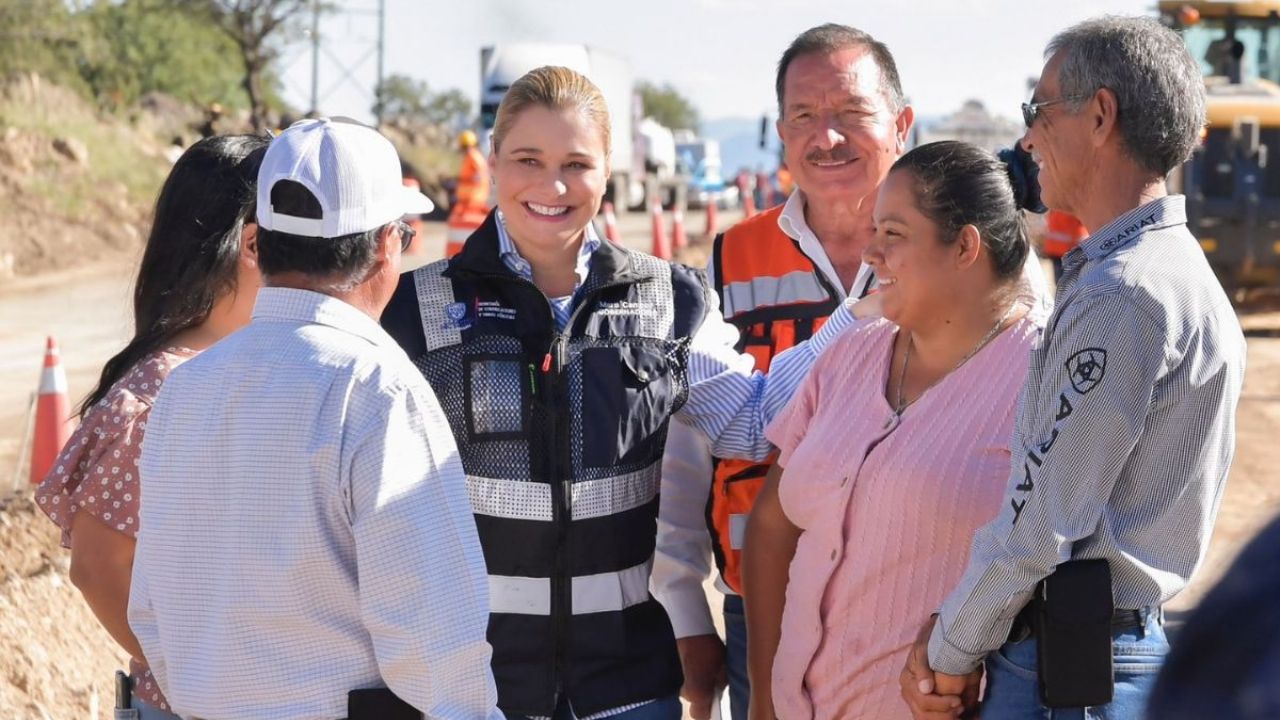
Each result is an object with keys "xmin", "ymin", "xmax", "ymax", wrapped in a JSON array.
[
  {"xmin": 708, "ymin": 205, "xmax": 841, "ymax": 593},
  {"xmin": 721, "ymin": 270, "xmax": 833, "ymax": 319}
]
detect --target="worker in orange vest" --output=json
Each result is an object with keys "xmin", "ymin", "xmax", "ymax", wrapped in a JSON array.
[
  {"xmin": 1043, "ymin": 209, "xmax": 1088, "ymax": 281},
  {"xmin": 446, "ymin": 129, "xmax": 491, "ymax": 257},
  {"xmin": 776, "ymin": 164, "xmax": 795, "ymax": 198}
]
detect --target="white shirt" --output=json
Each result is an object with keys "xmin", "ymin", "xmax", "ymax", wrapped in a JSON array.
[
  {"xmin": 130, "ymin": 288, "xmax": 502, "ymax": 720},
  {"xmin": 775, "ymin": 190, "xmax": 876, "ymax": 301}
]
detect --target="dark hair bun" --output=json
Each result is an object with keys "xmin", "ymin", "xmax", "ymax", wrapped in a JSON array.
[{"xmin": 998, "ymin": 145, "xmax": 1047, "ymax": 214}]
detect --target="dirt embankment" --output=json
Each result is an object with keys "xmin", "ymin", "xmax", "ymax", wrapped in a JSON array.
[
  {"xmin": 0, "ymin": 73, "xmax": 175, "ymax": 282},
  {"xmin": 0, "ymin": 493, "xmax": 128, "ymax": 720}
]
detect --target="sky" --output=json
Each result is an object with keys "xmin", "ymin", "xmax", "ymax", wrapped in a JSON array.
[{"xmin": 279, "ymin": 0, "xmax": 1155, "ymax": 127}]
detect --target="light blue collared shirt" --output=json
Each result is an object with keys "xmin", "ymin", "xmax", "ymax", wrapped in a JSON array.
[{"xmin": 495, "ymin": 211, "xmax": 601, "ymax": 331}]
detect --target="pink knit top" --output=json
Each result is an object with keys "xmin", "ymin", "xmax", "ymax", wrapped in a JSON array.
[{"xmin": 764, "ymin": 314, "xmax": 1041, "ymax": 720}]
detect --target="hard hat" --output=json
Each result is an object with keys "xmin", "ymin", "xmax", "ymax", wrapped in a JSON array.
[{"xmin": 459, "ymin": 129, "xmax": 478, "ymax": 148}]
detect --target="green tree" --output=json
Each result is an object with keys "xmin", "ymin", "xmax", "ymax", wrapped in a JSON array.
[
  {"xmin": 78, "ymin": 0, "xmax": 255, "ymax": 111},
  {"xmin": 189, "ymin": 0, "xmax": 314, "ymax": 130},
  {"xmin": 376, "ymin": 74, "xmax": 473, "ymax": 131},
  {"xmin": 637, "ymin": 81, "xmax": 700, "ymax": 131},
  {"xmin": 0, "ymin": 0, "xmax": 91, "ymax": 94}
]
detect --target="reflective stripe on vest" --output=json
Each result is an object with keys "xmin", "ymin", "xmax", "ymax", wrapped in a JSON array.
[
  {"xmin": 488, "ymin": 556, "xmax": 653, "ymax": 616},
  {"xmin": 728, "ymin": 513, "xmax": 748, "ymax": 551},
  {"xmin": 466, "ymin": 464, "xmax": 660, "ymax": 522},
  {"xmin": 413, "ymin": 261, "xmax": 463, "ymax": 352},
  {"xmin": 720, "ymin": 269, "xmax": 833, "ymax": 319}
]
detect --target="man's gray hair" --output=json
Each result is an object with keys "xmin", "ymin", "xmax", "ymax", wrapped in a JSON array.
[{"xmin": 1048, "ymin": 16, "xmax": 1206, "ymax": 177}]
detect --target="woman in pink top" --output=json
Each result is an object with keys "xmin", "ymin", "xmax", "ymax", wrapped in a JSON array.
[
  {"xmin": 742, "ymin": 141, "xmax": 1049, "ymax": 720},
  {"xmin": 36, "ymin": 134, "xmax": 267, "ymax": 719}
]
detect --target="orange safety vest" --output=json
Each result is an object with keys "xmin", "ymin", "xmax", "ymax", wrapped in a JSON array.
[
  {"xmin": 455, "ymin": 147, "xmax": 490, "ymax": 207},
  {"xmin": 1042, "ymin": 209, "xmax": 1088, "ymax": 259},
  {"xmin": 708, "ymin": 206, "xmax": 842, "ymax": 593},
  {"xmin": 447, "ymin": 147, "xmax": 492, "ymax": 257}
]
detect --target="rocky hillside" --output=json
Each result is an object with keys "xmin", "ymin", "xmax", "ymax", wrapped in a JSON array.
[
  {"xmin": 0, "ymin": 72, "xmax": 459, "ymax": 285},
  {"xmin": 0, "ymin": 73, "xmax": 174, "ymax": 282}
]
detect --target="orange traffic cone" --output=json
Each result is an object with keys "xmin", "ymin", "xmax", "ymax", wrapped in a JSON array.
[
  {"xmin": 703, "ymin": 201, "xmax": 719, "ymax": 239},
  {"xmin": 650, "ymin": 198, "xmax": 671, "ymax": 260},
  {"xmin": 30, "ymin": 336, "xmax": 72, "ymax": 484},
  {"xmin": 671, "ymin": 207, "xmax": 688, "ymax": 252},
  {"xmin": 602, "ymin": 201, "xmax": 622, "ymax": 244}
]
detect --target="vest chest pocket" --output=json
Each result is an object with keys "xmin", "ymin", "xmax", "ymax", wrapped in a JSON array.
[
  {"xmin": 581, "ymin": 344, "xmax": 682, "ymax": 468},
  {"xmin": 464, "ymin": 354, "xmax": 527, "ymax": 441}
]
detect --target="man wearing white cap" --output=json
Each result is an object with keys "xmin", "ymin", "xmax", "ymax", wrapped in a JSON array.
[{"xmin": 130, "ymin": 118, "xmax": 503, "ymax": 720}]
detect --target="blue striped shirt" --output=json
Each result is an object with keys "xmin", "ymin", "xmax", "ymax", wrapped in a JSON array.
[
  {"xmin": 496, "ymin": 212, "xmax": 600, "ymax": 331},
  {"xmin": 929, "ymin": 195, "xmax": 1247, "ymax": 674}
]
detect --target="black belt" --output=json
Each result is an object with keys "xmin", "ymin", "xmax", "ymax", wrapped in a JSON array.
[
  {"xmin": 346, "ymin": 688, "xmax": 420, "ymax": 720},
  {"xmin": 1008, "ymin": 606, "xmax": 1156, "ymax": 643}
]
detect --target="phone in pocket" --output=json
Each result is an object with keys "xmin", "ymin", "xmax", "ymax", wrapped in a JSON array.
[{"xmin": 1033, "ymin": 558, "xmax": 1114, "ymax": 708}]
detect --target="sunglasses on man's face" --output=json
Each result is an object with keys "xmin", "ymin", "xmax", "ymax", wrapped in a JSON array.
[
  {"xmin": 396, "ymin": 221, "xmax": 417, "ymax": 252},
  {"xmin": 1020, "ymin": 96, "xmax": 1086, "ymax": 128}
]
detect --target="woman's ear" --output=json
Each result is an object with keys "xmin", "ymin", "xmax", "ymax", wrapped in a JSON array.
[{"xmin": 955, "ymin": 224, "xmax": 983, "ymax": 270}]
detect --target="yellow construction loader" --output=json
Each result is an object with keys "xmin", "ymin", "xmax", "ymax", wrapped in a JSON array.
[{"xmin": 1161, "ymin": 1, "xmax": 1280, "ymax": 293}]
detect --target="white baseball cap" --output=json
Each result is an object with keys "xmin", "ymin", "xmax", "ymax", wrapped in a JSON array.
[{"xmin": 257, "ymin": 117, "xmax": 433, "ymax": 238}]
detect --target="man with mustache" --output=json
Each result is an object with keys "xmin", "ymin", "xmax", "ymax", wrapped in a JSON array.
[{"xmin": 652, "ymin": 23, "xmax": 913, "ymax": 720}]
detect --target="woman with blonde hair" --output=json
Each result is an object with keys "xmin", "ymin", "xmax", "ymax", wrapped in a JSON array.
[{"xmin": 381, "ymin": 65, "xmax": 858, "ymax": 720}]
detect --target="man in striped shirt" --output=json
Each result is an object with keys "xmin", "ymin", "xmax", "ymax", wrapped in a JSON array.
[{"xmin": 901, "ymin": 17, "xmax": 1247, "ymax": 720}]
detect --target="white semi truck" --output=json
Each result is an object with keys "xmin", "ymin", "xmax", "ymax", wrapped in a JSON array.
[{"xmin": 480, "ymin": 43, "xmax": 646, "ymax": 209}]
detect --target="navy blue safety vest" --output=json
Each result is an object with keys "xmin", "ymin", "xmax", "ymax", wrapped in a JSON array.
[{"xmin": 381, "ymin": 212, "xmax": 706, "ymax": 717}]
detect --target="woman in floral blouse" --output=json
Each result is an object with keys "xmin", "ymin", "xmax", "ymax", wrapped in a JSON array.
[{"xmin": 36, "ymin": 133, "xmax": 268, "ymax": 718}]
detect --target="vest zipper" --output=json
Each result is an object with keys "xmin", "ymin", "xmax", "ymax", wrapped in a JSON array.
[
  {"xmin": 543, "ymin": 335, "xmax": 569, "ymax": 702},
  {"xmin": 544, "ymin": 282, "xmax": 633, "ymax": 704}
]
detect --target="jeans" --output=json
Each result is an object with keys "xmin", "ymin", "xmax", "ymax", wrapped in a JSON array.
[
  {"xmin": 507, "ymin": 695, "xmax": 682, "ymax": 720},
  {"xmin": 981, "ymin": 610, "xmax": 1167, "ymax": 719},
  {"xmin": 722, "ymin": 594, "xmax": 749, "ymax": 720}
]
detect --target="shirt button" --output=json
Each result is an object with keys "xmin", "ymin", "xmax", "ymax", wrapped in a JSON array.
[
  {"xmin": 830, "ymin": 549, "xmax": 837, "ymax": 561},
  {"xmin": 841, "ymin": 476, "xmax": 849, "ymax": 487}
]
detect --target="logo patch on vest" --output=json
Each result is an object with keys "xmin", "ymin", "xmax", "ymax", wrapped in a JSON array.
[
  {"xmin": 1065, "ymin": 347, "xmax": 1107, "ymax": 395},
  {"xmin": 443, "ymin": 301, "xmax": 473, "ymax": 330}
]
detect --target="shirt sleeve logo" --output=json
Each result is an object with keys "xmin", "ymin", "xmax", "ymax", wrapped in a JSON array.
[{"xmin": 1065, "ymin": 348, "xmax": 1107, "ymax": 395}]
